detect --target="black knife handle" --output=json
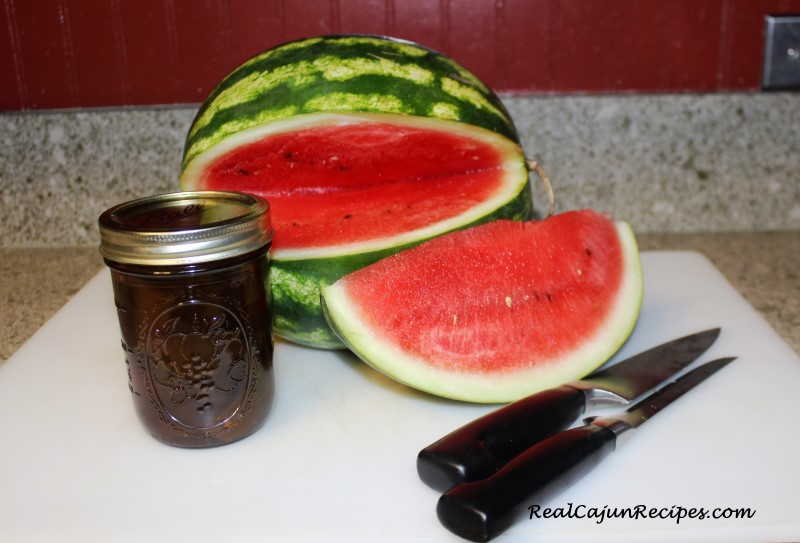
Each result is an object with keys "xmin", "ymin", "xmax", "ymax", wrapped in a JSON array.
[
  {"xmin": 436, "ymin": 423, "xmax": 617, "ymax": 543},
  {"xmin": 417, "ymin": 385, "xmax": 587, "ymax": 491}
]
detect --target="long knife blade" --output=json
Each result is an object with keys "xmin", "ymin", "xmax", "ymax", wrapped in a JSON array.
[
  {"xmin": 417, "ymin": 328, "xmax": 721, "ymax": 491},
  {"xmin": 573, "ymin": 327, "xmax": 722, "ymax": 406},
  {"xmin": 436, "ymin": 357, "xmax": 736, "ymax": 543},
  {"xmin": 590, "ymin": 356, "xmax": 736, "ymax": 432}
]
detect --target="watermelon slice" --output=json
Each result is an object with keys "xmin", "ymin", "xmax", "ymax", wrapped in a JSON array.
[
  {"xmin": 180, "ymin": 35, "xmax": 533, "ymax": 348},
  {"xmin": 320, "ymin": 210, "xmax": 643, "ymax": 403}
]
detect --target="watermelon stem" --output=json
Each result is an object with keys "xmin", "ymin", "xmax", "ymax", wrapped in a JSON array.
[{"xmin": 526, "ymin": 159, "xmax": 555, "ymax": 218}]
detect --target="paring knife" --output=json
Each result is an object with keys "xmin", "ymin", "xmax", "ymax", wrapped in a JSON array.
[
  {"xmin": 436, "ymin": 357, "xmax": 736, "ymax": 543},
  {"xmin": 417, "ymin": 328, "xmax": 721, "ymax": 492}
]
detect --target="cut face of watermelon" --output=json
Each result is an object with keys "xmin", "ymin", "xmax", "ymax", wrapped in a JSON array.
[
  {"xmin": 321, "ymin": 210, "xmax": 643, "ymax": 403},
  {"xmin": 182, "ymin": 113, "xmax": 529, "ymax": 260}
]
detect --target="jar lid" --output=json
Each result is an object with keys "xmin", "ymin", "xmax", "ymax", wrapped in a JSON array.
[{"xmin": 98, "ymin": 191, "xmax": 273, "ymax": 266}]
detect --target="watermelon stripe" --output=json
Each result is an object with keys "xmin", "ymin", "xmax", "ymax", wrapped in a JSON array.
[{"xmin": 183, "ymin": 35, "xmax": 518, "ymax": 170}]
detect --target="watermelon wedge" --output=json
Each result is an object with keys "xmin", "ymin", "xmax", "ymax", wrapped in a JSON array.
[
  {"xmin": 320, "ymin": 210, "xmax": 643, "ymax": 403},
  {"xmin": 180, "ymin": 35, "xmax": 533, "ymax": 348}
]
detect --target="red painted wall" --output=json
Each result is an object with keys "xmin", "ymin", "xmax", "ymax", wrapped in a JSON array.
[{"xmin": 2, "ymin": 0, "xmax": 799, "ymax": 111}]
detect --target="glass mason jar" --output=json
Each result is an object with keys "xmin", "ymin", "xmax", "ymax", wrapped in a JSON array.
[{"xmin": 98, "ymin": 191, "xmax": 275, "ymax": 448}]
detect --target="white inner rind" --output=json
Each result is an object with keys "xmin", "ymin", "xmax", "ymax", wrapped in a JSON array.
[
  {"xmin": 321, "ymin": 221, "xmax": 644, "ymax": 404},
  {"xmin": 180, "ymin": 112, "xmax": 529, "ymax": 261}
]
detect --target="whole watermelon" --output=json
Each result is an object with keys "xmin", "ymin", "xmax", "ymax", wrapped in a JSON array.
[{"xmin": 180, "ymin": 35, "xmax": 533, "ymax": 348}]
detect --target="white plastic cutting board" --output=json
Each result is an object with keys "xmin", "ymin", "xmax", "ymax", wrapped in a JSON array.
[{"xmin": 1, "ymin": 251, "xmax": 799, "ymax": 542}]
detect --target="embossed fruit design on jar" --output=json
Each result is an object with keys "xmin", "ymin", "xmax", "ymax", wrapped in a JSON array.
[{"xmin": 98, "ymin": 191, "xmax": 274, "ymax": 448}]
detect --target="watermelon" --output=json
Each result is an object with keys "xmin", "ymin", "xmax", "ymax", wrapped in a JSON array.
[
  {"xmin": 320, "ymin": 210, "xmax": 643, "ymax": 403},
  {"xmin": 180, "ymin": 35, "xmax": 533, "ymax": 349}
]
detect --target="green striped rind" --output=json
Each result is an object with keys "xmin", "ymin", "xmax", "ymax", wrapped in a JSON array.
[
  {"xmin": 182, "ymin": 34, "xmax": 519, "ymax": 172},
  {"xmin": 272, "ymin": 182, "xmax": 533, "ymax": 348}
]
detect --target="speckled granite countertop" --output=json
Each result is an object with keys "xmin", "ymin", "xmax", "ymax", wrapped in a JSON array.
[
  {"xmin": 2, "ymin": 94, "xmax": 799, "ymax": 247},
  {"xmin": 1, "ymin": 94, "xmax": 798, "ymax": 363},
  {"xmin": 2, "ymin": 232, "xmax": 797, "ymax": 365}
]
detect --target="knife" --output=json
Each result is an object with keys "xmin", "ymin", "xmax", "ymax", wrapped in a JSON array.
[
  {"xmin": 417, "ymin": 328, "xmax": 721, "ymax": 492},
  {"xmin": 436, "ymin": 357, "xmax": 736, "ymax": 542}
]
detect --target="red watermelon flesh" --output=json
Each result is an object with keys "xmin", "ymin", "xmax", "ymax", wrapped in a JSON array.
[
  {"xmin": 197, "ymin": 121, "xmax": 517, "ymax": 254},
  {"xmin": 321, "ymin": 210, "xmax": 643, "ymax": 403}
]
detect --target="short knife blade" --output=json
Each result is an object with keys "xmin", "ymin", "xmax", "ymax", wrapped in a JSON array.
[
  {"xmin": 417, "ymin": 328, "xmax": 721, "ymax": 491},
  {"xmin": 590, "ymin": 356, "xmax": 736, "ymax": 432}
]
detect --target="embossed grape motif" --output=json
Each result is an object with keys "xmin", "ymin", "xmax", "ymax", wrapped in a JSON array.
[{"xmin": 146, "ymin": 303, "xmax": 251, "ymax": 429}]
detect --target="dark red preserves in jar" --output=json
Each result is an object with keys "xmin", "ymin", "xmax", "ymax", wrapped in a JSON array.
[{"xmin": 98, "ymin": 191, "xmax": 274, "ymax": 448}]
